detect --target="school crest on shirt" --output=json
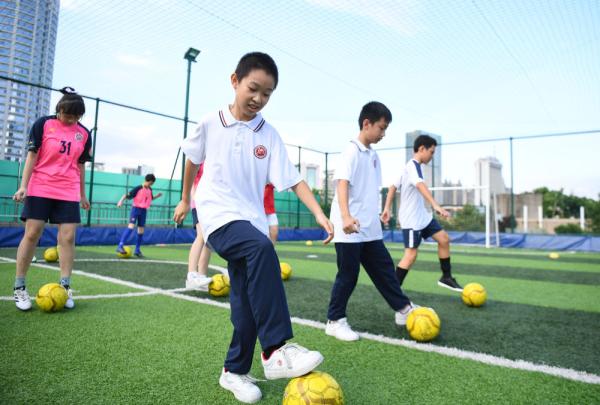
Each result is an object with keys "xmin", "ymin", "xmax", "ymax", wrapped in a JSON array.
[
  {"xmin": 254, "ymin": 145, "xmax": 267, "ymax": 159},
  {"xmin": 75, "ymin": 133, "xmax": 83, "ymax": 141}
]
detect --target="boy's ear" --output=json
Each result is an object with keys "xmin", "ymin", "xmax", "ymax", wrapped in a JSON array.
[
  {"xmin": 361, "ymin": 118, "xmax": 371, "ymax": 129},
  {"xmin": 230, "ymin": 73, "xmax": 239, "ymax": 89}
]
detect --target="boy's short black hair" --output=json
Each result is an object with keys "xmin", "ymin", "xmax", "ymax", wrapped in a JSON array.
[
  {"xmin": 413, "ymin": 135, "xmax": 438, "ymax": 152},
  {"xmin": 235, "ymin": 52, "xmax": 279, "ymax": 89},
  {"xmin": 358, "ymin": 101, "xmax": 392, "ymax": 129},
  {"xmin": 55, "ymin": 87, "xmax": 85, "ymax": 116},
  {"xmin": 145, "ymin": 174, "xmax": 156, "ymax": 182}
]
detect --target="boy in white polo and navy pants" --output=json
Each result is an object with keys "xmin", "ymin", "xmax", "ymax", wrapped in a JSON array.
[
  {"xmin": 325, "ymin": 101, "xmax": 416, "ymax": 342},
  {"xmin": 173, "ymin": 52, "xmax": 334, "ymax": 404}
]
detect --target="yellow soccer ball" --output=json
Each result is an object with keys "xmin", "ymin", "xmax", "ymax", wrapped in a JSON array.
[
  {"xmin": 209, "ymin": 274, "xmax": 230, "ymax": 297},
  {"xmin": 305, "ymin": 240, "xmax": 313, "ymax": 246},
  {"xmin": 43, "ymin": 247, "xmax": 59, "ymax": 263},
  {"xmin": 35, "ymin": 283, "xmax": 68, "ymax": 312},
  {"xmin": 406, "ymin": 307, "xmax": 441, "ymax": 342},
  {"xmin": 280, "ymin": 262, "xmax": 292, "ymax": 281},
  {"xmin": 461, "ymin": 282, "xmax": 487, "ymax": 307},
  {"xmin": 117, "ymin": 246, "xmax": 133, "ymax": 259},
  {"xmin": 549, "ymin": 252, "xmax": 560, "ymax": 260},
  {"xmin": 283, "ymin": 371, "xmax": 344, "ymax": 405}
]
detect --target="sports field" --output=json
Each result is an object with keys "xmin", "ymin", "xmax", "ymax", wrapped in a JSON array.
[{"xmin": 1, "ymin": 242, "xmax": 599, "ymax": 404}]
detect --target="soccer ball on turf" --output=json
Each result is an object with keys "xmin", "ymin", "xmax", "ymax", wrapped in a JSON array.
[
  {"xmin": 43, "ymin": 247, "xmax": 58, "ymax": 262},
  {"xmin": 283, "ymin": 371, "xmax": 344, "ymax": 405},
  {"xmin": 305, "ymin": 240, "xmax": 313, "ymax": 246},
  {"xmin": 209, "ymin": 274, "xmax": 230, "ymax": 297},
  {"xmin": 280, "ymin": 262, "xmax": 292, "ymax": 280},
  {"xmin": 35, "ymin": 283, "xmax": 68, "ymax": 312},
  {"xmin": 548, "ymin": 252, "xmax": 560, "ymax": 260},
  {"xmin": 406, "ymin": 307, "xmax": 441, "ymax": 342},
  {"xmin": 117, "ymin": 246, "xmax": 133, "ymax": 258},
  {"xmin": 461, "ymin": 282, "xmax": 487, "ymax": 307}
]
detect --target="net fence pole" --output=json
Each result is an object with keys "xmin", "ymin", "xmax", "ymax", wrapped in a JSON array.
[
  {"xmin": 509, "ymin": 137, "xmax": 515, "ymax": 233},
  {"xmin": 485, "ymin": 186, "xmax": 490, "ymax": 248},
  {"xmin": 297, "ymin": 145, "xmax": 301, "ymax": 228},
  {"xmin": 86, "ymin": 98, "xmax": 100, "ymax": 227}
]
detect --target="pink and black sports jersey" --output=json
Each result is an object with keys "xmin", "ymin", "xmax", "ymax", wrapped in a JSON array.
[
  {"xmin": 190, "ymin": 163, "xmax": 204, "ymax": 209},
  {"xmin": 26, "ymin": 115, "xmax": 92, "ymax": 202},
  {"xmin": 127, "ymin": 185, "xmax": 154, "ymax": 209}
]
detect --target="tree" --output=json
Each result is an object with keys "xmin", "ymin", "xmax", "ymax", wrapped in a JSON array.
[{"xmin": 439, "ymin": 204, "xmax": 485, "ymax": 231}]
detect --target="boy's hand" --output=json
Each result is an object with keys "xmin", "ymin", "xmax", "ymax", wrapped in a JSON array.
[
  {"xmin": 117, "ymin": 201, "xmax": 123, "ymax": 207},
  {"xmin": 80, "ymin": 196, "xmax": 90, "ymax": 210},
  {"xmin": 156, "ymin": 192, "xmax": 163, "ymax": 198},
  {"xmin": 380, "ymin": 209, "xmax": 390, "ymax": 225},
  {"xmin": 433, "ymin": 203, "xmax": 450, "ymax": 218},
  {"xmin": 315, "ymin": 213, "xmax": 334, "ymax": 244},
  {"xmin": 342, "ymin": 215, "xmax": 360, "ymax": 234},
  {"xmin": 13, "ymin": 187, "xmax": 26, "ymax": 202},
  {"xmin": 173, "ymin": 200, "xmax": 190, "ymax": 224}
]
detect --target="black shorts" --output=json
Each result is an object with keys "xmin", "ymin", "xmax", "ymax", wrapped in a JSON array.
[
  {"xmin": 192, "ymin": 208, "xmax": 198, "ymax": 227},
  {"xmin": 402, "ymin": 218, "xmax": 443, "ymax": 248},
  {"xmin": 20, "ymin": 196, "xmax": 81, "ymax": 224}
]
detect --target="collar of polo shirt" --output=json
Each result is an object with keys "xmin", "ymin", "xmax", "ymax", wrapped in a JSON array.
[
  {"xmin": 351, "ymin": 138, "xmax": 371, "ymax": 152},
  {"xmin": 220, "ymin": 106, "xmax": 266, "ymax": 132}
]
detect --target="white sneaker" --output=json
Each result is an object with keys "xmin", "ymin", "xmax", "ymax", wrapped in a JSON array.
[
  {"xmin": 261, "ymin": 343, "xmax": 323, "ymax": 380},
  {"xmin": 219, "ymin": 368, "xmax": 262, "ymax": 404},
  {"xmin": 14, "ymin": 287, "xmax": 32, "ymax": 311},
  {"xmin": 64, "ymin": 286, "xmax": 75, "ymax": 309},
  {"xmin": 185, "ymin": 272, "xmax": 211, "ymax": 291},
  {"xmin": 395, "ymin": 302, "xmax": 419, "ymax": 326},
  {"xmin": 325, "ymin": 317, "xmax": 359, "ymax": 341}
]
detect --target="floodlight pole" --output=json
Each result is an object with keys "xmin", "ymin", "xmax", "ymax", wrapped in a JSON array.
[
  {"xmin": 181, "ymin": 48, "xmax": 200, "ymax": 201},
  {"xmin": 509, "ymin": 137, "xmax": 515, "ymax": 233}
]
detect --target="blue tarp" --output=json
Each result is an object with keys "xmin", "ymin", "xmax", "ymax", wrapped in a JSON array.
[{"xmin": 0, "ymin": 226, "xmax": 599, "ymax": 252}]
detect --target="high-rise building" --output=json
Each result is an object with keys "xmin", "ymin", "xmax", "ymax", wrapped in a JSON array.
[
  {"xmin": 0, "ymin": 0, "xmax": 59, "ymax": 161},
  {"xmin": 405, "ymin": 130, "xmax": 442, "ymax": 198},
  {"xmin": 474, "ymin": 156, "xmax": 507, "ymax": 205}
]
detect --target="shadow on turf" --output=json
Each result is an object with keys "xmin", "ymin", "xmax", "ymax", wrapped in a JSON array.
[{"xmin": 283, "ymin": 276, "xmax": 600, "ymax": 375}]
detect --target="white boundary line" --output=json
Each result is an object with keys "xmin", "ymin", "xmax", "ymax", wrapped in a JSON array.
[{"xmin": 1, "ymin": 256, "xmax": 598, "ymax": 385}]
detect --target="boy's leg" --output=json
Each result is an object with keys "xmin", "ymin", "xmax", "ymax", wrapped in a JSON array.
[
  {"xmin": 327, "ymin": 243, "xmax": 361, "ymax": 321},
  {"xmin": 431, "ymin": 229, "xmax": 462, "ymax": 291},
  {"xmin": 186, "ymin": 223, "xmax": 212, "ymax": 290},
  {"xmin": 134, "ymin": 226, "xmax": 144, "ymax": 255},
  {"xmin": 223, "ymin": 257, "xmax": 259, "ymax": 374},
  {"xmin": 360, "ymin": 240, "xmax": 411, "ymax": 311},
  {"xmin": 207, "ymin": 221, "xmax": 293, "ymax": 371},
  {"xmin": 134, "ymin": 209, "xmax": 147, "ymax": 256},
  {"xmin": 396, "ymin": 248, "xmax": 418, "ymax": 286},
  {"xmin": 14, "ymin": 219, "xmax": 44, "ymax": 311}
]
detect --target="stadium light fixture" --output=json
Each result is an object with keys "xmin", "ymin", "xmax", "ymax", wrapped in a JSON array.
[{"xmin": 181, "ymin": 47, "xmax": 201, "ymax": 201}]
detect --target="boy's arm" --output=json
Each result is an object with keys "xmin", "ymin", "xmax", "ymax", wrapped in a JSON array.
[
  {"xmin": 79, "ymin": 163, "xmax": 90, "ymax": 210},
  {"xmin": 291, "ymin": 180, "xmax": 334, "ymax": 244},
  {"xmin": 116, "ymin": 194, "xmax": 127, "ymax": 207},
  {"xmin": 173, "ymin": 159, "xmax": 199, "ymax": 223},
  {"xmin": 336, "ymin": 179, "xmax": 360, "ymax": 234},
  {"xmin": 152, "ymin": 192, "xmax": 163, "ymax": 200},
  {"xmin": 416, "ymin": 182, "xmax": 449, "ymax": 218},
  {"xmin": 380, "ymin": 184, "xmax": 397, "ymax": 225},
  {"xmin": 13, "ymin": 151, "xmax": 37, "ymax": 202}
]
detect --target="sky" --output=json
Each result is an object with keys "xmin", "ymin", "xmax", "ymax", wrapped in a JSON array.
[{"xmin": 51, "ymin": 0, "xmax": 600, "ymax": 198}]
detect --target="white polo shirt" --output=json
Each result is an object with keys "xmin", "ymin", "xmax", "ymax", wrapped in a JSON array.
[
  {"xmin": 399, "ymin": 159, "xmax": 432, "ymax": 230},
  {"xmin": 181, "ymin": 107, "xmax": 302, "ymax": 239},
  {"xmin": 330, "ymin": 139, "xmax": 383, "ymax": 243}
]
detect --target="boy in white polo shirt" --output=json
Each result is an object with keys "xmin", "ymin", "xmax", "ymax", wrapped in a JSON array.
[
  {"xmin": 173, "ymin": 52, "xmax": 334, "ymax": 404},
  {"xmin": 325, "ymin": 101, "xmax": 415, "ymax": 342},
  {"xmin": 381, "ymin": 134, "xmax": 462, "ymax": 292}
]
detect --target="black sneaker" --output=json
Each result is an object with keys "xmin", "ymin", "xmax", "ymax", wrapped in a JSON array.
[
  {"xmin": 134, "ymin": 251, "xmax": 144, "ymax": 258},
  {"xmin": 438, "ymin": 276, "xmax": 463, "ymax": 292}
]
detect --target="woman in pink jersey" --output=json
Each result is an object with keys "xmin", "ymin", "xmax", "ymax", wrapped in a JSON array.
[
  {"xmin": 185, "ymin": 163, "xmax": 213, "ymax": 290},
  {"xmin": 12, "ymin": 87, "xmax": 92, "ymax": 311}
]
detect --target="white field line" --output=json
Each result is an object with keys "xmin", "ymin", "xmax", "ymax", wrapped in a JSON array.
[{"xmin": 1, "ymin": 256, "xmax": 599, "ymax": 385}]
